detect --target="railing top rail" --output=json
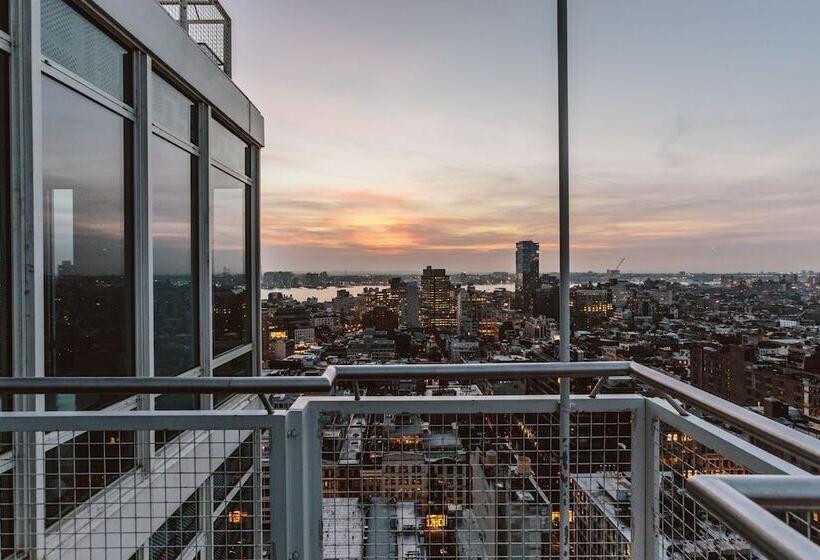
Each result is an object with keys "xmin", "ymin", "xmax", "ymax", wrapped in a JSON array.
[
  {"xmin": 1, "ymin": 360, "xmax": 818, "ymax": 468},
  {"xmin": 688, "ymin": 475, "xmax": 820, "ymax": 560}
]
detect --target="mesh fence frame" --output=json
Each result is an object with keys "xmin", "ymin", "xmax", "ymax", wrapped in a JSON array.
[
  {"xmin": 157, "ymin": 0, "xmax": 231, "ymax": 76},
  {"xmin": 0, "ymin": 412, "xmax": 278, "ymax": 560}
]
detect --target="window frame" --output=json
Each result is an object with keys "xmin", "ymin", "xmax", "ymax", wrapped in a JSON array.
[
  {"xmin": 149, "ymin": 74, "xmax": 201, "ymax": 378},
  {"xmin": 209, "ymin": 120, "xmax": 253, "ymax": 365},
  {"xmin": 3, "ymin": 2, "xmax": 263, "ymax": 558}
]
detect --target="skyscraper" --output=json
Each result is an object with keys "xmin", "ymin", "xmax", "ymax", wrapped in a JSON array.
[
  {"xmin": 420, "ymin": 266, "xmax": 458, "ymax": 331},
  {"xmin": 515, "ymin": 241, "xmax": 539, "ymax": 313}
]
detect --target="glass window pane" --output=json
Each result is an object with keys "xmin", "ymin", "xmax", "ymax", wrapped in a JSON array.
[
  {"xmin": 41, "ymin": 0, "xmax": 130, "ymax": 102},
  {"xmin": 149, "ymin": 490, "xmax": 198, "ymax": 560},
  {"xmin": 212, "ymin": 168, "xmax": 249, "ymax": 357},
  {"xmin": 0, "ymin": 53, "xmax": 9, "ymax": 453},
  {"xmin": 0, "ymin": 0, "xmax": 8, "ymax": 33},
  {"xmin": 152, "ymin": 73, "xmax": 195, "ymax": 143},
  {"xmin": 213, "ymin": 353, "xmax": 252, "ymax": 407},
  {"xmin": 210, "ymin": 118, "xmax": 248, "ymax": 176},
  {"xmin": 210, "ymin": 435, "xmax": 253, "ymax": 504},
  {"xmin": 42, "ymin": 77, "xmax": 132, "ymax": 411},
  {"xmin": 153, "ymin": 136, "xmax": 198, "ymax": 377},
  {"xmin": 154, "ymin": 392, "xmax": 199, "ymax": 451}
]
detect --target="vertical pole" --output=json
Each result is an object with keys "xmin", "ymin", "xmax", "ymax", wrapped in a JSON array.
[
  {"xmin": 133, "ymin": 51, "xmax": 154, "ymax": 473},
  {"xmin": 557, "ymin": 1, "xmax": 571, "ymax": 559},
  {"xmin": 223, "ymin": 16, "xmax": 232, "ymax": 78},
  {"xmin": 10, "ymin": 0, "xmax": 45, "ymax": 555},
  {"xmin": 198, "ymin": 105, "xmax": 213, "ymax": 393},
  {"xmin": 197, "ymin": 104, "xmax": 215, "ymax": 560},
  {"xmin": 249, "ymin": 146, "xmax": 260, "ymax": 377},
  {"xmin": 269, "ymin": 413, "xmax": 288, "ymax": 560},
  {"xmin": 179, "ymin": 0, "xmax": 189, "ymax": 33},
  {"xmin": 643, "ymin": 408, "xmax": 661, "ymax": 559}
]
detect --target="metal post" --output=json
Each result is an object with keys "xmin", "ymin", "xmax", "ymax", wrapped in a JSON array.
[
  {"xmin": 197, "ymin": 103, "xmax": 215, "ymax": 560},
  {"xmin": 557, "ymin": 1, "xmax": 571, "ymax": 559},
  {"xmin": 179, "ymin": 0, "xmax": 189, "ymax": 33},
  {"xmin": 249, "ymin": 145, "xmax": 261, "ymax": 376},
  {"xmin": 631, "ymin": 400, "xmax": 660, "ymax": 559},
  {"xmin": 198, "ymin": 104, "xmax": 213, "ymax": 391},
  {"xmin": 10, "ymin": 0, "xmax": 45, "ymax": 555},
  {"xmin": 269, "ymin": 413, "xmax": 288, "ymax": 560},
  {"xmin": 133, "ymin": 51, "xmax": 155, "ymax": 472}
]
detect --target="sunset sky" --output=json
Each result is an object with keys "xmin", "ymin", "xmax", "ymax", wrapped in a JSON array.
[{"xmin": 222, "ymin": 0, "xmax": 820, "ymax": 273}]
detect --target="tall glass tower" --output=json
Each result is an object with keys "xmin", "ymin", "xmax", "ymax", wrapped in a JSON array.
[{"xmin": 515, "ymin": 240, "xmax": 539, "ymax": 313}]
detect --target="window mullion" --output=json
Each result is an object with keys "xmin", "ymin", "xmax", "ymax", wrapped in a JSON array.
[{"xmin": 132, "ymin": 50, "xmax": 153, "ymax": 471}]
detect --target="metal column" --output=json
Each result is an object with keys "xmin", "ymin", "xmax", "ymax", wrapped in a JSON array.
[
  {"xmin": 9, "ymin": 0, "xmax": 46, "ymax": 555},
  {"xmin": 557, "ymin": 1, "xmax": 572, "ymax": 559}
]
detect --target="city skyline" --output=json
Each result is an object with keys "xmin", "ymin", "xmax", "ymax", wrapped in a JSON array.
[{"xmin": 225, "ymin": 0, "xmax": 820, "ymax": 273}]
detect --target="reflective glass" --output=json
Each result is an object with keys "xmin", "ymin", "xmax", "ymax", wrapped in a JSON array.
[
  {"xmin": 42, "ymin": 77, "xmax": 132, "ymax": 411},
  {"xmin": 210, "ymin": 118, "xmax": 248, "ymax": 176},
  {"xmin": 41, "ymin": 0, "xmax": 130, "ymax": 102},
  {"xmin": 154, "ymin": 392, "xmax": 199, "ymax": 451},
  {"xmin": 153, "ymin": 136, "xmax": 197, "ymax": 377},
  {"xmin": 0, "ymin": 53, "xmax": 8, "ymax": 452},
  {"xmin": 152, "ymin": 73, "xmax": 195, "ymax": 143},
  {"xmin": 0, "ymin": 0, "xmax": 7, "ymax": 33},
  {"xmin": 210, "ymin": 436, "xmax": 253, "ymax": 504},
  {"xmin": 212, "ymin": 353, "xmax": 252, "ymax": 407},
  {"xmin": 149, "ymin": 491, "xmax": 198, "ymax": 560},
  {"xmin": 212, "ymin": 168, "xmax": 249, "ymax": 357}
]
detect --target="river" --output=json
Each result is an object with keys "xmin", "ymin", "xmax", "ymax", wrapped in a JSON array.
[{"xmin": 262, "ymin": 283, "xmax": 516, "ymax": 303}]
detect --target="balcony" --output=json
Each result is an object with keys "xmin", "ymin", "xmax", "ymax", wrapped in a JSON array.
[
  {"xmin": 157, "ymin": 0, "xmax": 232, "ymax": 76},
  {"xmin": 1, "ymin": 362, "xmax": 818, "ymax": 559}
]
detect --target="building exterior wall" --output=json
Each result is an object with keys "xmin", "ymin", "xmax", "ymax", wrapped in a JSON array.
[{"xmin": 0, "ymin": 1, "xmax": 263, "ymax": 557}]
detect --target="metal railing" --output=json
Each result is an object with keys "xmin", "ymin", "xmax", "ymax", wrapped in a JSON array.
[
  {"xmin": 4, "ymin": 360, "xmax": 819, "ymax": 469},
  {"xmin": 1, "ymin": 361, "xmax": 818, "ymax": 559},
  {"xmin": 158, "ymin": 0, "xmax": 232, "ymax": 76}
]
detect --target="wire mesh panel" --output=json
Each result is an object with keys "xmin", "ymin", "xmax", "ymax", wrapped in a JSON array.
[
  {"xmin": 308, "ymin": 398, "xmax": 638, "ymax": 560},
  {"xmin": 157, "ymin": 0, "xmax": 231, "ymax": 76},
  {"xmin": 656, "ymin": 421, "xmax": 760, "ymax": 559},
  {"xmin": 319, "ymin": 409, "xmax": 556, "ymax": 559},
  {"xmin": 0, "ymin": 413, "xmax": 276, "ymax": 560},
  {"xmin": 569, "ymin": 411, "xmax": 633, "ymax": 560}
]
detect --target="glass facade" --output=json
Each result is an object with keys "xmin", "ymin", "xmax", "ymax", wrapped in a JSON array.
[
  {"xmin": 212, "ymin": 353, "xmax": 252, "ymax": 407},
  {"xmin": 148, "ymin": 491, "xmax": 198, "ymax": 560},
  {"xmin": 0, "ymin": 2, "xmax": 261, "ymax": 558},
  {"xmin": 42, "ymin": 76, "xmax": 133, "ymax": 411},
  {"xmin": 152, "ymin": 136, "xmax": 198, "ymax": 377},
  {"xmin": 211, "ymin": 168, "xmax": 249, "ymax": 357},
  {"xmin": 154, "ymin": 392, "xmax": 199, "ymax": 451},
  {"xmin": 0, "ymin": 0, "xmax": 7, "ymax": 33},
  {"xmin": 152, "ymin": 73, "xmax": 196, "ymax": 143},
  {"xmin": 41, "ymin": 0, "xmax": 130, "ymax": 102},
  {"xmin": 44, "ymin": 430, "xmax": 135, "ymax": 524},
  {"xmin": 211, "ymin": 436, "xmax": 254, "ymax": 504},
  {"xmin": 210, "ymin": 118, "xmax": 248, "ymax": 177}
]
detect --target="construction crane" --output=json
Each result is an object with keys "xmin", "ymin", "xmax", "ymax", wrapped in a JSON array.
[{"xmin": 608, "ymin": 258, "xmax": 625, "ymax": 280}]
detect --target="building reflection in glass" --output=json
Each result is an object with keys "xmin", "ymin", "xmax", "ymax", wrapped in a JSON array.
[{"xmin": 42, "ymin": 76, "xmax": 133, "ymax": 411}]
